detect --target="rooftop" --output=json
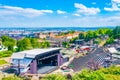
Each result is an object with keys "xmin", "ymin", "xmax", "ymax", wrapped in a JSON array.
[
  {"xmin": 107, "ymin": 47, "xmax": 118, "ymax": 53},
  {"xmin": 11, "ymin": 48, "xmax": 60, "ymax": 59}
]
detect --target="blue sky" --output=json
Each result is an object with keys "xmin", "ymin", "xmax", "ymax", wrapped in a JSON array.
[{"xmin": 0, "ymin": 0, "xmax": 120, "ymax": 27}]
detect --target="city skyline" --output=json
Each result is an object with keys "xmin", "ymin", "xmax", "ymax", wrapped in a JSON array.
[{"xmin": 0, "ymin": 0, "xmax": 120, "ymax": 27}]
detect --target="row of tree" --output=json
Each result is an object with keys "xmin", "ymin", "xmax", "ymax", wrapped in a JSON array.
[
  {"xmin": 78, "ymin": 26, "xmax": 120, "ymax": 45},
  {"xmin": 79, "ymin": 28, "xmax": 113, "ymax": 41},
  {"xmin": 61, "ymin": 26, "xmax": 120, "ymax": 48},
  {"xmin": 1, "ymin": 36, "xmax": 50, "ymax": 52},
  {"xmin": 17, "ymin": 38, "xmax": 50, "ymax": 51}
]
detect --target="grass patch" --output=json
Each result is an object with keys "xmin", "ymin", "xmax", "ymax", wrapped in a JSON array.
[{"xmin": 0, "ymin": 60, "xmax": 7, "ymax": 65}]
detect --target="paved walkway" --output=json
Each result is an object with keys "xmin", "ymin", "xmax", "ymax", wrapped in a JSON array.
[
  {"xmin": 70, "ymin": 47, "xmax": 108, "ymax": 72},
  {"xmin": 0, "ymin": 57, "xmax": 11, "ymax": 63}
]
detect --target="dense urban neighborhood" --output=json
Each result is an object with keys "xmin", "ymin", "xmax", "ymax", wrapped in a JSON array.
[{"xmin": 0, "ymin": 26, "xmax": 120, "ymax": 80}]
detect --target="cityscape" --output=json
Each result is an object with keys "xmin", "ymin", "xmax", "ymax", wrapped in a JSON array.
[{"xmin": 0, "ymin": 0, "xmax": 120, "ymax": 80}]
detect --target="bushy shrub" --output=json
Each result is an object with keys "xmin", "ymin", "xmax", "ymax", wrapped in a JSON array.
[
  {"xmin": 105, "ymin": 74, "xmax": 120, "ymax": 80},
  {"xmin": 0, "ymin": 51, "xmax": 12, "ymax": 58},
  {"xmin": 2, "ymin": 75, "xmax": 25, "ymax": 80},
  {"xmin": 72, "ymin": 66, "xmax": 120, "ymax": 80},
  {"xmin": 41, "ymin": 74, "xmax": 67, "ymax": 80},
  {"xmin": 72, "ymin": 69, "xmax": 106, "ymax": 80},
  {"xmin": 98, "ymin": 66, "xmax": 120, "ymax": 75}
]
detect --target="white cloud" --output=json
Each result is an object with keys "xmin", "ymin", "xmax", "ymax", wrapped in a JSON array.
[
  {"xmin": 74, "ymin": 3, "xmax": 100, "ymax": 15},
  {"xmin": 104, "ymin": 0, "xmax": 120, "ymax": 11},
  {"xmin": 73, "ymin": 14, "xmax": 81, "ymax": 16},
  {"xmin": 0, "ymin": 5, "xmax": 53, "ymax": 17},
  {"xmin": 113, "ymin": 0, "xmax": 120, "ymax": 3},
  {"xmin": 118, "ymin": 4, "xmax": 120, "ymax": 6},
  {"xmin": 1, "ymin": 14, "xmax": 120, "ymax": 27},
  {"xmin": 57, "ymin": 10, "xmax": 66, "ymax": 14},
  {"xmin": 92, "ymin": 2, "xmax": 96, "ymax": 5},
  {"xmin": 73, "ymin": 15, "xmax": 120, "ymax": 27}
]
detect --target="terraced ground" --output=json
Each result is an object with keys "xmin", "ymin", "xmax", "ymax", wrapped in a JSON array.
[{"xmin": 70, "ymin": 47, "xmax": 109, "ymax": 72}]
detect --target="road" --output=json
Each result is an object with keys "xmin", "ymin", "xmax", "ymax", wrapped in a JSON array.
[{"xmin": 70, "ymin": 47, "xmax": 108, "ymax": 72}]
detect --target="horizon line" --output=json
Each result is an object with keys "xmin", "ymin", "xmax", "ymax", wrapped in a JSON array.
[{"xmin": 0, "ymin": 26, "xmax": 116, "ymax": 28}]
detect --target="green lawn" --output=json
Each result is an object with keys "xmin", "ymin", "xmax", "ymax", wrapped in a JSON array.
[{"xmin": 0, "ymin": 60, "xmax": 7, "ymax": 65}]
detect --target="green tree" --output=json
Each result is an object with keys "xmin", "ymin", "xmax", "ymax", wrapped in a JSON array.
[
  {"xmin": 68, "ymin": 30, "xmax": 75, "ymax": 34},
  {"xmin": 17, "ymin": 38, "xmax": 32, "ymax": 51},
  {"xmin": 98, "ymin": 28, "xmax": 105, "ymax": 35},
  {"xmin": 70, "ymin": 37, "xmax": 79, "ymax": 43},
  {"xmin": 93, "ymin": 31, "xmax": 99, "ymax": 38},
  {"xmin": 113, "ymin": 26, "xmax": 120, "ymax": 39},
  {"xmin": 45, "ymin": 41, "xmax": 50, "ymax": 47},
  {"xmin": 79, "ymin": 32, "xmax": 86, "ymax": 39},
  {"xmin": 105, "ymin": 28, "xmax": 113, "ymax": 36},
  {"xmin": 1, "ymin": 35, "xmax": 10, "ymax": 42},
  {"xmin": 62, "ymin": 42, "xmax": 69, "ymax": 48},
  {"xmin": 85, "ymin": 30, "xmax": 94, "ymax": 41},
  {"xmin": 39, "ymin": 41, "xmax": 50, "ymax": 48},
  {"xmin": 94, "ymin": 38, "xmax": 102, "ymax": 44},
  {"xmin": 30, "ymin": 38, "xmax": 39, "ymax": 48},
  {"xmin": 105, "ymin": 37, "xmax": 114, "ymax": 45},
  {"xmin": 1, "ymin": 35, "xmax": 16, "ymax": 51}
]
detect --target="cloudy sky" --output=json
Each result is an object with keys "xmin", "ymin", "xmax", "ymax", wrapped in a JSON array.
[{"xmin": 0, "ymin": 0, "xmax": 120, "ymax": 27}]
